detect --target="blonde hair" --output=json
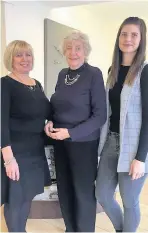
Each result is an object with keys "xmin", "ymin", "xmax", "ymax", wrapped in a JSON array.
[
  {"xmin": 4, "ymin": 40, "xmax": 34, "ymax": 72},
  {"xmin": 62, "ymin": 30, "xmax": 92, "ymax": 61}
]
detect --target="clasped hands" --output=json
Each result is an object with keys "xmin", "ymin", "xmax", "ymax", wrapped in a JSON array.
[
  {"xmin": 44, "ymin": 121, "xmax": 70, "ymax": 140},
  {"xmin": 44, "ymin": 122, "xmax": 145, "ymax": 180}
]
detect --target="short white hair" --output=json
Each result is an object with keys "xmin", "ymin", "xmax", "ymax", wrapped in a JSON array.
[{"xmin": 62, "ymin": 30, "xmax": 92, "ymax": 61}]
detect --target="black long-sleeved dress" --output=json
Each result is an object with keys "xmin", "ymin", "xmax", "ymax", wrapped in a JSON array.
[{"xmin": 1, "ymin": 76, "xmax": 52, "ymax": 205}]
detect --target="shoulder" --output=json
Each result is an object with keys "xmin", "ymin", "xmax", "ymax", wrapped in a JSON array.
[
  {"xmin": 141, "ymin": 62, "xmax": 148, "ymax": 74},
  {"xmin": 1, "ymin": 76, "xmax": 12, "ymax": 96},
  {"xmin": 59, "ymin": 68, "xmax": 68, "ymax": 77},
  {"xmin": 56, "ymin": 68, "xmax": 68, "ymax": 83},
  {"xmin": 1, "ymin": 75, "xmax": 10, "ymax": 80},
  {"xmin": 86, "ymin": 63, "xmax": 102, "ymax": 76},
  {"xmin": 1, "ymin": 76, "xmax": 11, "ymax": 86},
  {"xmin": 140, "ymin": 63, "xmax": 148, "ymax": 85},
  {"xmin": 34, "ymin": 79, "xmax": 42, "ymax": 87},
  {"xmin": 86, "ymin": 64, "xmax": 104, "ymax": 86},
  {"xmin": 34, "ymin": 79, "xmax": 44, "ymax": 91}
]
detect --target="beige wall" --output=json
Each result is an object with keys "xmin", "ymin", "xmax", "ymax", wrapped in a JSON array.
[
  {"xmin": 1, "ymin": 4, "xmax": 9, "ymax": 232},
  {"xmin": 49, "ymin": 1, "xmax": 148, "ymax": 82},
  {"xmin": 3, "ymin": 1, "xmax": 148, "ymax": 84},
  {"xmin": 0, "ymin": 2, "xmax": 7, "ymax": 77},
  {"xmin": 4, "ymin": 1, "xmax": 51, "ymax": 84}
]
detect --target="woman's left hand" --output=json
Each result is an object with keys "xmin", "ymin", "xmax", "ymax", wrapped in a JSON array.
[
  {"xmin": 49, "ymin": 128, "xmax": 70, "ymax": 140},
  {"xmin": 129, "ymin": 159, "xmax": 145, "ymax": 180}
]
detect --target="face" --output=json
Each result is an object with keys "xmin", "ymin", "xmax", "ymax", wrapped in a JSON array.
[
  {"xmin": 119, "ymin": 24, "xmax": 141, "ymax": 55},
  {"xmin": 12, "ymin": 50, "xmax": 33, "ymax": 74},
  {"xmin": 64, "ymin": 40, "xmax": 85, "ymax": 69}
]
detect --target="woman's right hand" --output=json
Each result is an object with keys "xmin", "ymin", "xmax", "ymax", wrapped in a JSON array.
[
  {"xmin": 2, "ymin": 146, "xmax": 20, "ymax": 181},
  {"xmin": 44, "ymin": 121, "xmax": 54, "ymax": 136},
  {"xmin": 5, "ymin": 158, "xmax": 20, "ymax": 181}
]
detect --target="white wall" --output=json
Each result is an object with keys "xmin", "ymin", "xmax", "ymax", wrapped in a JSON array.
[
  {"xmin": 49, "ymin": 6, "xmax": 110, "ymax": 79},
  {"xmin": 48, "ymin": 1, "xmax": 148, "ymax": 81},
  {"xmin": 4, "ymin": 1, "xmax": 51, "ymax": 84},
  {"xmin": 4, "ymin": 1, "xmax": 148, "ymax": 84}
]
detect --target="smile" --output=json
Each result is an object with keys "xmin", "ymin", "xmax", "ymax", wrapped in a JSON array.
[
  {"xmin": 69, "ymin": 58, "xmax": 79, "ymax": 60},
  {"xmin": 20, "ymin": 64, "xmax": 29, "ymax": 66},
  {"xmin": 123, "ymin": 44, "xmax": 133, "ymax": 46}
]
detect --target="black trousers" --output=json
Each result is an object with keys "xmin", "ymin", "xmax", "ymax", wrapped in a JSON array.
[
  {"xmin": 4, "ymin": 197, "xmax": 32, "ymax": 232},
  {"xmin": 54, "ymin": 139, "xmax": 99, "ymax": 232}
]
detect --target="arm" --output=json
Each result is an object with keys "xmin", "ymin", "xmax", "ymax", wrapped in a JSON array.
[
  {"xmin": 1, "ymin": 78, "xmax": 20, "ymax": 181},
  {"xmin": 135, "ymin": 64, "xmax": 148, "ymax": 162},
  {"xmin": 1, "ymin": 78, "xmax": 13, "ymax": 158},
  {"xmin": 44, "ymin": 72, "xmax": 61, "ymax": 136},
  {"xmin": 46, "ymin": 69, "xmax": 66, "ymax": 122},
  {"xmin": 36, "ymin": 79, "xmax": 53, "ymax": 121},
  {"xmin": 68, "ymin": 68, "xmax": 107, "ymax": 141}
]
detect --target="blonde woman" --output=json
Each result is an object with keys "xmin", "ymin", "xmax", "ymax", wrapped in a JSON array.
[
  {"xmin": 45, "ymin": 31, "xmax": 107, "ymax": 232},
  {"xmin": 96, "ymin": 17, "xmax": 148, "ymax": 232},
  {"xmin": 1, "ymin": 40, "xmax": 51, "ymax": 232}
]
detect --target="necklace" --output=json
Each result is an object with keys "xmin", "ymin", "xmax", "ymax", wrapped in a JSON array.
[
  {"xmin": 65, "ymin": 74, "xmax": 80, "ymax": 85},
  {"xmin": 11, "ymin": 73, "xmax": 36, "ymax": 91}
]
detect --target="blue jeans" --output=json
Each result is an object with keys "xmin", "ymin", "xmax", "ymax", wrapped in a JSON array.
[{"xmin": 96, "ymin": 131, "xmax": 147, "ymax": 232}]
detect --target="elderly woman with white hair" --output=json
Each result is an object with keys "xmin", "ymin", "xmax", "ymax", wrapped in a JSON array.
[{"xmin": 44, "ymin": 30, "xmax": 107, "ymax": 232}]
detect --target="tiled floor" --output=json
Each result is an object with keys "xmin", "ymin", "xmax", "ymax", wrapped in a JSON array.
[
  {"xmin": 1, "ymin": 179, "xmax": 148, "ymax": 232},
  {"xmin": 26, "ymin": 179, "xmax": 148, "ymax": 232}
]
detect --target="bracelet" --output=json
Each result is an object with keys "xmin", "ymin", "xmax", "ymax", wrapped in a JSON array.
[{"xmin": 4, "ymin": 157, "xmax": 15, "ymax": 167}]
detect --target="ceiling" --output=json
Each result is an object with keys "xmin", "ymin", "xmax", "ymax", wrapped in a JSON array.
[
  {"xmin": 2, "ymin": 0, "xmax": 117, "ymax": 8},
  {"xmin": 3, "ymin": 0, "xmax": 148, "ymax": 9},
  {"xmin": 82, "ymin": 0, "xmax": 148, "ymax": 19}
]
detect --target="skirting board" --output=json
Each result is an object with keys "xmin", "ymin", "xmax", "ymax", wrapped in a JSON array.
[{"xmin": 29, "ymin": 200, "xmax": 103, "ymax": 219}]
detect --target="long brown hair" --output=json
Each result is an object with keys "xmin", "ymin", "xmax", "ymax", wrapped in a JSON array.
[{"xmin": 108, "ymin": 17, "xmax": 147, "ymax": 87}]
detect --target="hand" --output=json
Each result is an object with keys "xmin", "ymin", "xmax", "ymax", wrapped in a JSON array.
[
  {"xmin": 5, "ymin": 158, "xmax": 20, "ymax": 181},
  {"xmin": 49, "ymin": 128, "xmax": 70, "ymax": 140},
  {"xmin": 44, "ymin": 121, "xmax": 54, "ymax": 136},
  {"xmin": 129, "ymin": 159, "xmax": 145, "ymax": 180},
  {"xmin": 2, "ymin": 146, "xmax": 20, "ymax": 181}
]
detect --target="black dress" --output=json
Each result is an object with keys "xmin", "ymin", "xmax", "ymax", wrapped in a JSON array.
[{"xmin": 1, "ymin": 76, "xmax": 52, "ymax": 205}]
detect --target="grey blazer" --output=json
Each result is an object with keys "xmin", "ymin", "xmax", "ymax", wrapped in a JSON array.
[{"xmin": 98, "ymin": 61, "xmax": 148, "ymax": 173}]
